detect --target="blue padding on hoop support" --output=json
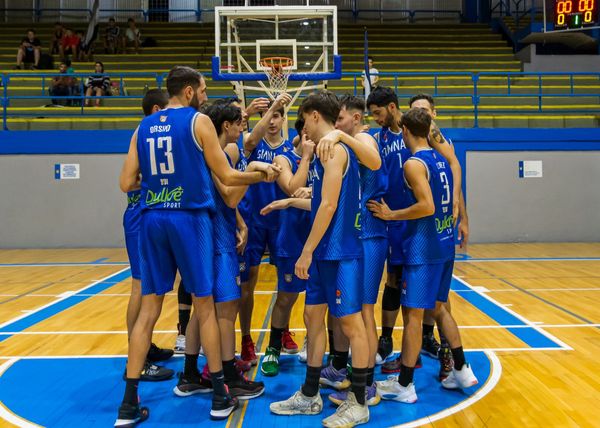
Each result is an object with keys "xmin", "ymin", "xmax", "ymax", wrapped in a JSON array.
[{"xmin": 211, "ymin": 55, "xmax": 342, "ymax": 81}]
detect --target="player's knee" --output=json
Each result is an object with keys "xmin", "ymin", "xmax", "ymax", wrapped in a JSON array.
[
  {"xmin": 382, "ymin": 285, "xmax": 401, "ymax": 311},
  {"xmin": 275, "ymin": 291, "xmax": 298, "ymax": 309},
  {"xmin": 216, "ymin": 299, "xmax": 239, "ymax": 320}
]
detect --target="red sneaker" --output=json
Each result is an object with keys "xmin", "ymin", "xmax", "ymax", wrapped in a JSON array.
[
  {"xmin": 235, "ymin": 357, "xmax": 252, "ymax": 373},
  {"xmin": 281, "ymin": 329, "xmax": 299, "ymax": 354},
  {"xmin": 241, "ymin": 335, "xmax": 258, "ymax": 366}
]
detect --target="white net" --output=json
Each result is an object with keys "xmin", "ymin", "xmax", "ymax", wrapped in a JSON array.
[{"xmin": 260, "ymin": 57, "xmax": 294, "ymax": 95}]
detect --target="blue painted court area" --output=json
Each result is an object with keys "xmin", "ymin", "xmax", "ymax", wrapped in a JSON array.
[{"xmin": 0, "ymin": 352, "xmax": 492, "ymax": 427}]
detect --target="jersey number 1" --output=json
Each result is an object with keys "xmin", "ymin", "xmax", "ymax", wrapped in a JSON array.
[{"xmin": 147, "ymin": 136, "xmax": 175, "ymax": 175}]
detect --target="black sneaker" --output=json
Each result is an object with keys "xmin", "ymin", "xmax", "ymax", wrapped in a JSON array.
[
  {"xmin": 173, "ymin": 372, "xmax": 213, "ymax": 397},
  {"xmin": 140, "ymin": 360, "xmax": 174, "ymax": 381},
  {"xmin": 421, "ymin": 333, "xmax": 441, "ymax": 359},
  {"xmin": 226, "ymin": 375, "xmax": 265, "ymax": 400},
  {"xmin": 438, "ymin": 346, "xmax": 454, "ymax": 381},
  {"xmin": 375, "ymin": 336, "xmax": 393, "ymax": 365},
  {"xmin": 147, "ymin": 343, "xmax": 174, "ymax": 363},
  {"xmin": 210, "ymin": 394, "xmax": 239, "ymax": 420},
  {"xmin": 114, "ymin": 402, "xmax": 149, "ymax": 427}
]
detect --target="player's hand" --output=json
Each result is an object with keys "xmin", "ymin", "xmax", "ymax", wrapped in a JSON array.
[
  {"xmin": 452, "ymin": 200, "xmax": 459, "ymax": 227},
  {"xmin": 272, "ymin": 92, "xmax": 292, "ymax": 110},
  {"xmin": 457, "ymin": 218, "xmax": 469, "ymax": 250},
  {"xmin": 317, "ymin": 129, "xmax": 341, "ymax": 162},
  {"xmin": 360, "ymin": 124, "xmax": 370, "ymax": 133},
  {"xmin": 260, "ymin": 198, "xmax": 292, "ymax": 216},
  {"xmin": 367, "ymin": 198, "xmax": 393, "ymax": 221},
  {"xmin": 301, "ymin": 134, "xmax": 316, "ymax": 159},
  {"xmin": 295, "ymin": 250, "xmax": 313, "ymax": 280},
  {"xmin": 245, "ymin": 97, "xmax": 270, "ymax": 116},
  {"xmin": 236, "ymin": 226, "xmax": 248, "ymax": 255},
  {"xmin": 248, "ymin": 161, "xmax": 281, "ymax": 182},
  {"xmin": 292, "ymin": 187, "xmax": 312, "ymax": 199}
]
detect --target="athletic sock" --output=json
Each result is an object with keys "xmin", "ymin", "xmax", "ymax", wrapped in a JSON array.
[
  {"xmin": 423, "ymin": 323, "xmax": 434, "ymax": 337},
  {"xmin": 301, "ymin": 365, "xmax": 321, "ymax": 397},
  {"xmin": 332, "ymin": 350, "xmax": 349, "ymax": 371},
  {"xmin": 222, "ymin": 359, "xmax": 237, "ymax": 382},
  {"xmin": 366, "ymin": 366, "xmax": 374, "ymax": 386},
  {"xmin": 210, "ymin": 370, "xmax": 228, "ymax": 397},
  {"xmin": 381, "ymin": 326, "xmax": 394, "ymax": 338},
  {"xmin": 351, "ymin": 367, "xmax": 368, "ymax": 405},
  {"xmin": 178, "ymin": 309, "xmax": 191, "ymax": 335},
  {"xmin": 184, "ymin": 353, "xmax": 199, "ymax": 378},
  {"xmin": 438, "ymin": 326, "xmax": 449, "ymax": 348},
  {"xmin": 398, "ymin": 364, "xmax": 415, "ymax": 387},
  {"xmin": 451, "ymin": 346, "xmax": 466, "ymax": 370},
  {"xmin": 382, "ymin": 285, "xmax": 401, "ymax": 311},
  {"xmin": 268, "ymin": 326, "xmax": 284, "ymax": 350},
  {"xmin": 123, "ymin": 378, "xmax": 139, "ymax": 406}
]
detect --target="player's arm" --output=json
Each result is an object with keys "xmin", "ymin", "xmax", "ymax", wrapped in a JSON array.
[
  {"xmin": 119, "ymin": 127, "xmax": 141, "ymax": 192},
  {"xmin": 195, "ymin": 113, "xmax": 279, "ymax": 186},
  {"xmin": 457, "ymin": 191, "xmax": 469, "ymax": 249},
  {"xmin": 274, "ymin": 136, "xmax": 315, "ymax": 196},
  {"xmin": 236, "ymin": 208, "xmax": 248, "ymax": 255},
  {"xmin": 295, "ymin": 145, "xmax": 345, "ymax": 279},
  {"xmin": 243, "ymin": 93, "xmax": 291, "ymax": 153},
  {"xmin": 367, "ymin": 159, "xmax": 434, "ymax": 221},
  {"xmin": 317, "ymin": 129, "xmax": 381, "ymax": 170},
  {"xmin": 429, "ymin": 121, "xmax": 460, "ymax": 222},
  {"xmin": 261, "ymin": 197, "xmax": 311, "ymax": 216}
]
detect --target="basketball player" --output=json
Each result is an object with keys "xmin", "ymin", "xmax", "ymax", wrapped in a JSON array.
[
  {"xmin": 369, "ymin": 108, "xmax": 477, "ymax": 403},
  {"xmin": 115, "ymin": 67, "xmax": 280, "ymax": 426},
  {"xmin": 270, "ymin": 91, "xmax": 369, "ymax": 427},
  {"xmin": 239, "ymin": 93, "xmax": 295, "ymax": 366},
  {"xmin": 123, "ymin": 89, "xmax": 174, "ymax": 382},
  {"xmin": 174, "ymin": 101, "xmax": 265, "ymax": 400}
]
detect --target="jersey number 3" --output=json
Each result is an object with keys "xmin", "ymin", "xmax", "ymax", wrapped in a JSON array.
[
  {"xmin": 147, "ymin": 136, "xmax": 175, "ymax": 175},
  {"xmin": 440, "ymin": 171, "xmax": 450, "ymax": 205}
]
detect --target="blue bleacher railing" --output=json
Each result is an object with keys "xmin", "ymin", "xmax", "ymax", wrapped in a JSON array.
[{"xmin": 2, "ymin": 71, "xmax": 599, "ymax": 130}]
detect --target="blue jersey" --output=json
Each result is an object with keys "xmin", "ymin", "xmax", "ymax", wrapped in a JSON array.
[
  {"xmin": 235, "ymin": 137, "xmax": 252, "ymax": 225},
  {"xmin": 402, "ymin": 149, "xmax": 455, "ymax": 265},
  {"xmin": 137, "ymin": 107, "xmax": 215, "ymax": 212},
  {"xmin": 359, "ymin": 133, "xmax": 388, "ymax": 239},
  {"xmin": 247, "ymin": 138, "xmax": 293, "ymax": 229},
  {"xmin": 311, "ymin": 144, "xmax": 362, "ymax": 261},
  {"xmin": 275, "ymin": 149, "xmax": 311, "ymax": 258},
  {"xmin": 123, "ymin": 190, "xmax": 141, "ymax": 233},
  {"xmin": 376, "ymin": 127, "xmax": 412, "ymax": 226},
  {"xmin": 212, "ymin": 154, "xmax": 237, "ymax": 254}
]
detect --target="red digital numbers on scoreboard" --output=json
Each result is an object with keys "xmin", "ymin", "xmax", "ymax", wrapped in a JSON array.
[{"xmin": 554, "ymin": 0, "xmax": 598, "ymax": 29}]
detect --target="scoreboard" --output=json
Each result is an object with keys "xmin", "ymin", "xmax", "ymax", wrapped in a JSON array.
[{"xmin": 553, "ymin": 0, "xmax": 599, "ymax": 30}]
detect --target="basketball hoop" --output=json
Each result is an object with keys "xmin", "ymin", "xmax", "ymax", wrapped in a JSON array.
[{"xmin": 260, "ymin": 56, "xmax": 294, "ymax": 95}]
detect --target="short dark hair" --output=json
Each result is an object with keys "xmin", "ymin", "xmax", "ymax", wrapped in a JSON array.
[
  {"xmin": 299, "ymin": 90, "xmax": 340, "ymax": 125},
  {"xmin": 109, "ymin": 17, "xmax": 115, "ymax": 22},
  {"xmin": 409, "ymin": 93, "xmax": 435, "ymax": 109},
  {"xmin": 27, "ymin": 29, "xmax": 35, "ymax": 34},
  {"xmin": 400, "ymin": 108, "xmax": 431, "ymax": 139},
  {"xmin": 294, "ymin": 117, "xmax": 305, "ymax": 135},
  {"xmin": 127, "ymin": 18, "xmax": 134, "ymax": 23},
  {"xmin": 95, "ymin": 61, "xmax": 104, "ymax": 72},
  {"xmin": 166, "ymin": 66, "xmax": 202, "ymax": 97},
  {"xmin": 367, "ymin": 56, "xmax": 374, "ymax": 61},
  {"xmin": 202, "ymin": 102, "xmax": 242, "ymax": 136},
  {"xmin": 268, "ymin": 101, "xmax": 284, "ymax": 117},
  {"xmin": 142, "ymin": 89, "xmax": 169, "ymax": 116},
  {"xmin": 339, "ymin": 94, "xmax": 365, "ymax": 112},
  {"xmin": 366, "ymin": 86, "xmax": 398, "ymax": 109}
]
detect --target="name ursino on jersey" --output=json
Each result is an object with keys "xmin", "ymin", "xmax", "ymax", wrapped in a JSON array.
[{"xmin": 149, "ymin": 125, "xmax": 171, "ymax": 134}]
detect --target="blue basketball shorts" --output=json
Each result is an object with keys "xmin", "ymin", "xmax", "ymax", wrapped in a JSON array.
[
  {"xmin": 275, "ymin": 257, "xmax": 307, "ymax": 293},
  {"xmin": 362, "ymin": 237, "xmax": 388, "ymax": 305},
  {"xmin": 139, "ymin": 210, "xmax": 214, "ymax": 297},
  {"xmin": 401, "ymin": 260, "xmax": 454, "ymax": 309},
  {"xmin": 123, "ymin": 207, "xmax": 141, "ymax": 280},
  {"xmin": 306, "ymin": 259, "xmax": 363, "ymax": 318},
  {"xmin": 214, "ymin": 251, "xmax": 241, "ymax": 303},
  {"xmin": 246, "ymin": 225, "xmax": 278, "ymax": 267},
  {"xmin": 387, "ymin": 222, "xmax": 407, "ymax": 267}
]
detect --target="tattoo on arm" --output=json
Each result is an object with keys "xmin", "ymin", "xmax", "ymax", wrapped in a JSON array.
[{"xmin": 429, "ymin": 122, "xmax": 447, "ymax": 147}]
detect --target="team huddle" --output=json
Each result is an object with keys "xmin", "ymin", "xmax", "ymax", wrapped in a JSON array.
[{"xmin": 115, "ymin": 66, "xmax": 477, "ymax": 428}]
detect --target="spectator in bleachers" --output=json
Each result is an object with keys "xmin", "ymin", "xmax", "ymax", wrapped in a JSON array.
[
  {"xmin": 77, "ymin": 29, "xmax": 94, "ymax": 62},
  {"xmin": 59, "ymin": 28, "xmax": 80, "ymax": 62},
  {"xmin": 49, "ymin": 22, "xmax": 64, "ymax": 55},
  {"xmin": 50, "ymin": 61, "xmax": 78, "ymax": 106},
  {"xmin": 104, "ymin": 18, "xmax": 121, "ymax": 54},
  {"xmin": 124, "ymin": 18, "xmax": 141, "ymax": 54},
  {"xmin": 85, "ymin": 61, "xmax": 110, "ymax": 107},
  {"xmin": 361, "ymin": 56, "xmax": 379, "ymax": 94},
  {"xmin": 15, "ymin": 29, "xmax": 41, "ymax": 70}
]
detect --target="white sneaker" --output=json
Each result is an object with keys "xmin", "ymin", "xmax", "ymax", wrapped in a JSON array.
[
  {"xmin": 270, "ymin": 390, "xmax": 323, "ymax": 415},
  {"xmin": 174, "ymin": 335, "xmax": 186, "ymax": 354},
  {"xmin": 322, "ymin": 391, "xmax": 369, "ymax": 427},
  {"xmin": 298, "ymin": 337, "xmax": 307, "ymax": 363},
  {"xmin": 199, "ymin": 345, "xmax": 204, "ymax": 356},
  {"xmin": 375, "ymin": 376, "xmax": 417, "ymax": 403},
  {"xmin": 442, "ymin": 363, "xmax": 478, "ymax": 390}
]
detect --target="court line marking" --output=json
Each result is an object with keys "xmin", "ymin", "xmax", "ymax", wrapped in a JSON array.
[
  {"xmin": 453, "ymin": 276, "xmax": 574, "ymax": 350},
  {"xmin": 1, "ymin": 323, "xmax": 598, "ymax": 336},
  {"xmin": 0, "ymin": 358, "xmax": 42, "ymax": 428},
  {"xmin": 392, "ymin": 350, "xmax": 502, "ymax": 428}
]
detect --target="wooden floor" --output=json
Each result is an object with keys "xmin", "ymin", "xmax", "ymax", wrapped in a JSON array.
[{"xmin": 0, "ymin": 243, "xmax": 599, "ymax": 427}]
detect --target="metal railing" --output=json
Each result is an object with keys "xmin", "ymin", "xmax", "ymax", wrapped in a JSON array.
[{"xmin": 2, "ymin": 71, "xmax": 599, "ymax": 129}]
